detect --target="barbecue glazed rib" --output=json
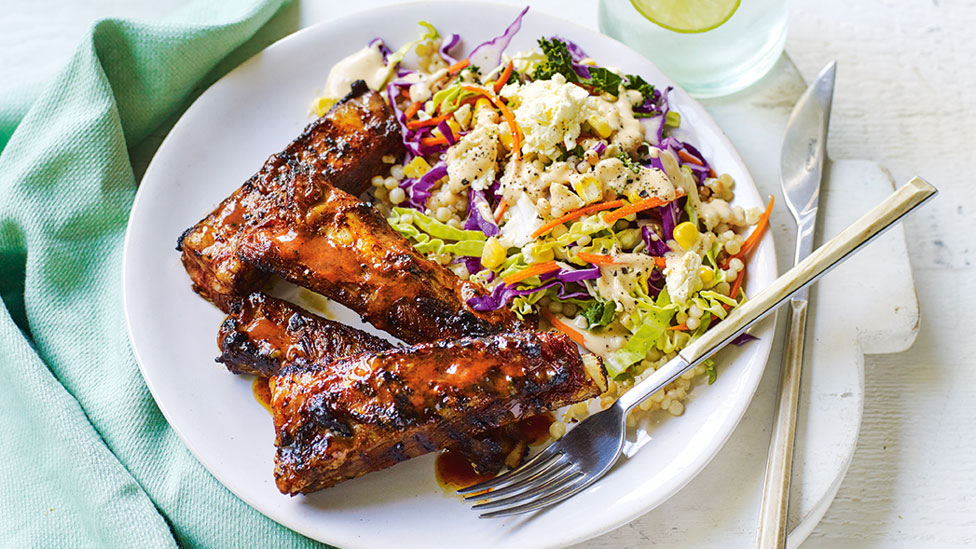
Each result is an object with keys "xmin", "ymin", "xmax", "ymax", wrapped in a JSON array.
[
  {"xmin": 238, "ymin": 175, "xmax": 528, "ymax": 344},
  {"xmin": 216, "ymin": 292, "xmax": 392, "ymax": 377},
  {"xmin": 270, "ymin": 331, "xmax": 607, "ymax": 495},
  {"xmin": 217, "ymin": 292, "xmax": 529, "ymax": 473},
  {"xmin": 177, "ymin": 81, "xmax": 403, "ymax": 311}
]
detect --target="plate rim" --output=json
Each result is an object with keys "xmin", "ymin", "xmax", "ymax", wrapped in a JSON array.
[{"xmin": 122, "ymin": 3, "xmax": 777, "ymax": 548}]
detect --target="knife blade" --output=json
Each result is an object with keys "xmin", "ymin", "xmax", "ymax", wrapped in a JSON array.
[{"xmin": 756, "ymin": 61, "xmax": 836, "ymax": 549}]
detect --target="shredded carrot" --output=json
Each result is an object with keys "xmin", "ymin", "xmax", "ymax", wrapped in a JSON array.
[
  {"xmin": 708, "ymin": 167, "xmax": 717, "ymax": 178},
  {"xmin": 420, "ymin": 135, "xmax": 450, "ymax": 147},
  {"xmin": 448, "ymin": 58, "xmax": 470, "ymax": 74},
  {"xmin": 502, "ymin": 261, "xmax": 559, "ymax": 286},
  {"xmin": 576, "ymin": 251, "xmax": 616, "ymax": 265},
  {"xmin": 653, "ymin": 256, "xmax": 667, "ymax": 269},
  {"xmin": 406, "ymin": 111, "xmax": 454, "ymax": 130},
  {"xmin": 724, "ymin": 267, "xmax": 746, "ymax": 312},
  {"xmin": 677, "ymin": 149, "xmax": 704, "ymax": 167},
  {"xmin": 668, "ymin": 323, "xmax": 689, "ymax": 331},
  {"xmin": 541, "ymin": 309, "xmax": 587, "ymax": 347},
  {"xmin": 403, "ymin": 101, "xmax": 423, "ymax": 120},
  {"xmin": 493, "ymin": 201, "xmax": 509, "ymax": 223},
  {"xmin": 493, "ymin": 60, "xmax": 514, "ymax": 94},
  {"xmin": 460, "ymin": 85, "xmax": 522, "ymax": 159},
  {"xmin": 722, "ymin": 195, "xmax": 775, "ymax": 268},
  {"xmin": 601, "ymin": 190, "xmax": 686, "ymax": 224},
  {"xmin": 531, "ymin": 200, "xmax": 624, "ymax": 239}
]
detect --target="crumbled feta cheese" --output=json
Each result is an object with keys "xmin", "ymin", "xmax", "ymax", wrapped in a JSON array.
[
  {"xmin": 499, "ymin": 195, "xmax": 543, "ymax": 248},
  {"xmin": 665, "ymin": 250, "xmax": 704, "ymax": 304},
  {"xmin": 504, "ymin": 74, "xmax": 596, "ymax": 158}
]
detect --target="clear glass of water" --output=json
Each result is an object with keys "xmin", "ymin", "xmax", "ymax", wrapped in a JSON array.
[{"xmin": 598, "ymin": 0, "xmax": 788, "ymax": 98}]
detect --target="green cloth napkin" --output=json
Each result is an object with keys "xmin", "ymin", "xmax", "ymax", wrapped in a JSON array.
[{"xmin": 0, "ymin": 1, "xmax": 326, "ymax": 546}]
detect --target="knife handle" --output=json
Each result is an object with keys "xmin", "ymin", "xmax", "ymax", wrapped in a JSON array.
[{"xmin": 756, "ymin": 298, "xmax": 809, "ymax": 549}]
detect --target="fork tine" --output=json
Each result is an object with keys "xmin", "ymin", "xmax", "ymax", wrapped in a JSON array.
[
  {"xmin": 471, "ymin": 464, "xmax": 582, "ymax": 512},
  {"xmin": 477, "ymin": 474, "xmax": 593, "ymax": 518},
  {"xmin": 466, "ymin": 459, "xmax": 573, "ymax": 503},
  {"xmin": 456, "ymin": 447, "xmax": 561, "ymax": 495}
]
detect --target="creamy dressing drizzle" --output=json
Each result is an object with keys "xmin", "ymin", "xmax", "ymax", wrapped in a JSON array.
[{"xmin": 323, "ymin": 44, "xmax": 389, "ymax": 98}]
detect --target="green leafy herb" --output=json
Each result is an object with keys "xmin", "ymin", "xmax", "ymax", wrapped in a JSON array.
[
  {"xmin": 616, "ymin": 152, "xmax": 641, "ymax": 174},
  {"xmin": 582, "ymin": 300, "xmax": 616, "ymax": 329},
  {"xmin": 506, "ymin": 68, "xmax": 521, "ymax": 86},
  {"xmin": 587, "ymin": 67, "xmax": 624, "ymax": 96},
  {"xmin": 624, "ymin": 74, "xmax": 655, "ymax": 101},
  {"xmin": 533, "ymin": 37, "xmax": 579, "ymax": 82},
  {"xmin": 533, "ymin": 38, "xmax": 632, "ymax": 96},
  {"xmin": 557, "ymin": 144, "xmax": 586, "ymax": 162}
]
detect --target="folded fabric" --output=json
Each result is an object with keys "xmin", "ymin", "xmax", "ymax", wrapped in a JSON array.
[{"xmin": 0, "ymin": 0, "xmax": 327, "ymax": 546}]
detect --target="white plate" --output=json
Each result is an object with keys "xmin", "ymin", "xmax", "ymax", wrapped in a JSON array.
[{"xmin": 123, "ymin": 3, "xmax": 777, "ymax": 548}]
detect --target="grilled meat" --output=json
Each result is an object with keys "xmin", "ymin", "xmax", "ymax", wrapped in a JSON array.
[
  {"xmin": 177, "ymin": 81, "xmax": 403, "ymax": 311},
  {"xmin": 238, "ymin": 174, "xmax": 528, "ymax": 344},
  {"xmin": 217, "ymin": 292, "xmax": 527, "ymax": 473},
  {"xmin": 216, "ymin": 292, "xmax": 392, "ymax": 377},
  {"xmin": 270, "ymin": 331, "xmax": 607, "ymax": 495}
]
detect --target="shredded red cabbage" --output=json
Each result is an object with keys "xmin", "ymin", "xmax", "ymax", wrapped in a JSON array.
[
  {"xmin": 468, "ymin": 6, "xmax": 529, "ymax": 72},
  {"xmin": 399, "ymin": 159, "xmax": 447, "ymax": 209},
  {"xmin": 461, "ymin": 256, "xmax": 484, "ymax": 277},
  {"xmin": 437, "ymin": 120, "xmax": 457, "ymax": 145},
  {"xmin": 368, "ymin": 38, "xmax": 392, "ymax": 62},
  {"xmin": 592, "ymin": 141, "xmax": 607, "ymax": 155},
  {"xmin": 386, "ymin": 82, "xmax": 423, "ymax": 157},
  {"xmin": 659, "ymin": 197, "xmax": 682, "ymax": 240},
  {"xmin": 465, "ymin": 188, "xmax": 501, "ymax": 237},
  {"xmin": 486, "ymin": 179, "xmax": 502, "ymax": 207},
  {"xmin": 636, "ymin": 86, "xmax": 672, "ymax": 145},
  {"xmin": 540, "ymin": 264, "xmax": 600, "ymax": 283},
  {"xmin": 439, "ymin": 33, "xmax": 461, "ymax": 65},
  {"xmin": 731, "ymin": 333, "xmax": 758, "ymax": 346},
  {"xmin": 467, "ymin": 264, "xmax": 600, "ymax": 311},
  {"xmin": 642, "ymin": 225, "xmax": 670, "ymax": 256}
]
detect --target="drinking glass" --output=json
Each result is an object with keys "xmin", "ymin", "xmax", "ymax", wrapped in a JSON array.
[{"xmin": 598, "ymin": 0, "xmax": 788, "ymax": 98}]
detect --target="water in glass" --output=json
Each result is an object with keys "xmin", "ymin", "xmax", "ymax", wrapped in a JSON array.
[{"xmin": 598, "ymin": 0, "xmax": 788, "ymax": 98}]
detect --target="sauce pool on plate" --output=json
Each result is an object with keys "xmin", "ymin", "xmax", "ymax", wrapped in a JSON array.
[{"xmin": 435, "ymin": 413, "xmax": 556, "ymax": 490}]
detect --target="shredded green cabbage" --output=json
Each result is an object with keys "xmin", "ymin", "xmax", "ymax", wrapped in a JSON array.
[{"xmin": 390, "ymin": 207, "xmax": 486, "ymax": 256}]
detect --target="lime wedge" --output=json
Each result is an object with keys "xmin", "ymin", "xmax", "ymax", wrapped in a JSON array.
[{"xmin": 631, "ymin": 0, "xmax": 741, "ymax": 33}]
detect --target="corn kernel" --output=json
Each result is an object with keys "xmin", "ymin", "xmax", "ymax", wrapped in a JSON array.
[
  {"xmin": 498, "ymin": 127, "xmax": 513, "ymax": 150},
  {"xmin": 403, "ymin": 157, "xmax": 431, "ymax": 179},
  {"xmin": 674, "ymin": 221, "xmax": 700, "ymax": 250},
  {"xmin": 473, "ymin": 98, "xmax": 493, "ymax": 117},
  {"xmin": 572, "ymin": 176, "xmax": 603, "ymax": 204},
  {"xmin": 699, "ymin": 266, "xmax": 714, "ymax": 286},
  {"xmin": 481, "ymin": 236, "xmax": 506, "ymax": 270},
  {"xmin": 587, "ymin": 115, "xmax": 613, "ymax": 139}
]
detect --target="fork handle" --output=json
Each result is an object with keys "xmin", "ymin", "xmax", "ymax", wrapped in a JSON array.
[{"xmin": 617, "ymin": 177, "xmax": 937, "ymax": 413}]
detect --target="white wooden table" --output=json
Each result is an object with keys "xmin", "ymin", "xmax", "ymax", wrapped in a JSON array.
[{"xmin": 2, "ymin": 0, "xmax": 974, "ymax": 546}]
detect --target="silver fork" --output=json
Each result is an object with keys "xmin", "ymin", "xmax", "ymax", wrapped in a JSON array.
[{"xmin": 459, "ymin": 177, "xmax": 937, "ymax": 518}]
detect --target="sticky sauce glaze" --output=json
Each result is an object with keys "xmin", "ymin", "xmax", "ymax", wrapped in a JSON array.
[
  {"xmin": 252, "ymin": 377, "xmax": 272, "ymax": 413},
  {"xmin": 435, "ymin": 413, "xmax": 556, "ymax": 490}
]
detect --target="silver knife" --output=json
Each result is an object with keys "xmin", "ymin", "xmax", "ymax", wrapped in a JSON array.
[{"xmin": 756, "ymin": 60, "xmax": 837, "ymax": 549}]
